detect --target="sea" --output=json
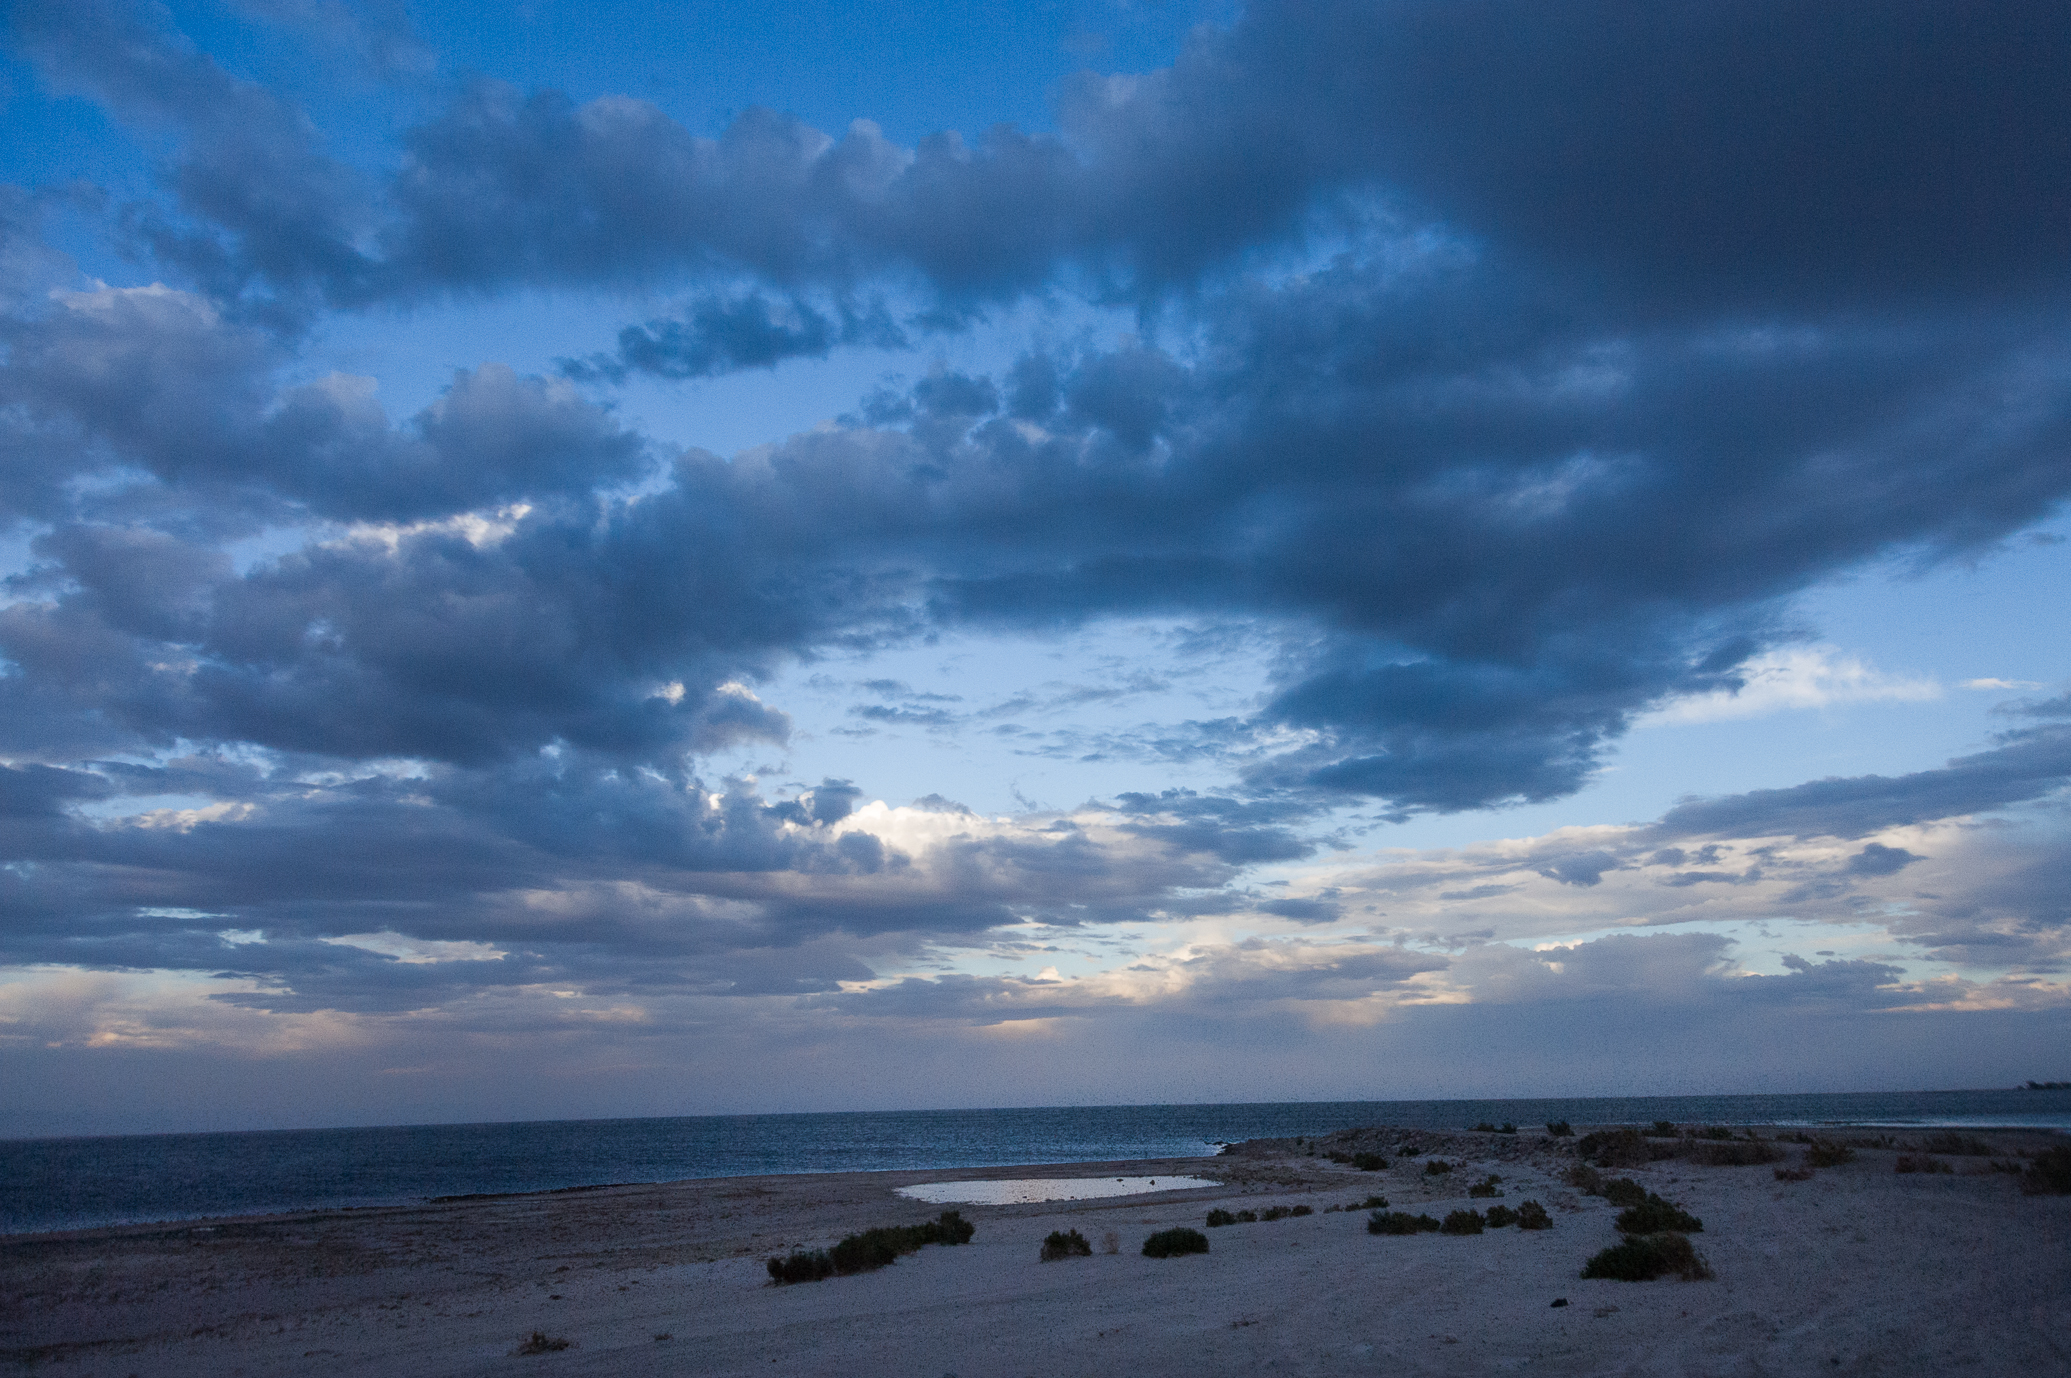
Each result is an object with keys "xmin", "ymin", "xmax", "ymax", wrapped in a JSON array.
[{"xmin": 4, "ymin": 1088, "xmax": 2066, "ymax": 1236}]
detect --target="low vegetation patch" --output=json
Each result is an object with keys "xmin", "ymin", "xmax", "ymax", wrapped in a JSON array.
[
  {"xmin": 1368, "ymin": 1210, "xmax": 1441, "ymax": 1235},
  {"xmin": 1423, "ymin": 1159, "xmax": 1454, "ymax": 1176},
  {"xmin": 1894, "ymin": 1154, "xmax": 1954, "ymax": 1175},
  {"xmin": 1581, "ymin": 1232, "xmax": 1712, "ymax": 1282},
  {"xmin": 2022, "ymin": 1145, "xmax": 2071, "ymax": 1196},
  {"xmin": 1647, "ymin": 1120, "xmax": 1679, "ymax": 1138},
  {"xmin": 1142, "ymin": 1227, "xmax": 1211, "ymax": 1258},
  {"xmin": 1599, "ymin": 1178, "xmax": 1650, "ymax": 1208},
  {"xmin": 1546, "ymin": 1120, "xmax": 1574, "ymax": 1136},
  {"xmin": 1614, "ymin": 1196, "xmax": 1702, "ymax": 1235},
  {"xmin": 1483, "ymin": 1204, "xmax": 1518, "ymax": 1227},
  {"xmin": 1205, "ymin": 1208, "xmax": 1241, "ymax": 1227},
  {"xmin": 515, "ymin": 1332, "xmax": 573, "ymax": 1355},
  {"xmin": 1565, "ymin": 1163, "xmax": 1604, "ymax": 1194},
  {"xmin": 1468, "ymin": 1174, "xmax": 1504, "ymax": 1198},
  {"xmin": 1576, "ymin": 1128, "xmax": 1656, "ymax": 1168},
  {"xmin": 1516, "ymin": 1200, "xmax": 1553, "ymax": 1230},
  {"xmin": 1440, "ymin": 1209, "xmax": 1485, "ymax": 1235},
  {"xmin": 766, "ymin": 1211, "xmax": 975, "ymax": 1284},
  {"xmin": 1472, "ymin": 1121, "xmax": 1518, "ymax": 1134},
  {"xmin": 1805, "ymin": 1139, "xmax": 1856, "ymax": 1168},
  {"xmin": 1040, "ymin": 1229, "xmax": 1092, "ymax": 1261},
  {"xmin": 1686, "ymin": 1139, "xmax": 1782, "ymax": 1166},
  {"xmin": 1352, "ymin": 1151, "xmax": 1388, "ymax": 1171},
  {"xmin": 1918, "ymin": 1132, "xmax": 1997, "ymax": 1157}
]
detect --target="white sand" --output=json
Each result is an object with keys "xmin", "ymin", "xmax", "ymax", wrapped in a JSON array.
[{"xmin": 4, "ymin": 1128, "xmax": 2067, "ymax": 1376}]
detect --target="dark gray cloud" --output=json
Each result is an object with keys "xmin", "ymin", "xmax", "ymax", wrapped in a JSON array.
[{"xmin": 6, "ymin": 0, "xmax": 2071, "ymax": 1036}]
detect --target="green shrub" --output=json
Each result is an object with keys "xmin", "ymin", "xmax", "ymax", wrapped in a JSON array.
[
  {"xmin": 1894, "ymin": 1154, "xmax": 1953, "ymax": 1175},
  {"xmin": 1805, "ymin": 1139, "xmax": 1856, "ymax": 1168},
  {"xmin": 1687, "ymin": 1139, "xmax": 1782, "ymax": 1166},
  {"xmin": 1474, "ymin": 1121, "xmax": 1499, "ymax": 1133},
  {"xmin": 1352, "ymin": 1151, "xmax": 1388, "ymax": 1171},
  {"xmin": 1696, "ymin": 1125, "xmax": 1736, "ymax": 1141},
  {"xmin": 1468, "ymin": 1174, "xmax": 1505, "ymax": 1198},
  {"xmin": 515, "ymin": 1332, "xmax": 573, "ymax": 1355},
  {"xmin": 1483, "ymin": 1204, "xmax": 1518, "ymax": 1228},
  {"xmin": 768, "ymin": 1211, "xmax": 974, "ymax": 1284},
  {"xmin": 1546, "ymin": 1120, "xmax": 1574, "ymax": 1136},
  {"xmin": 1040, "ymin": 1229, "xmax": 1092, "ymax": 1261},
  {"xmin": 1236, "ymin": 1209, "xmax": 1258, "ymax": 1223},
  {"xmin": 1440, "ymin": 1209, "xmax": 1485, "ymax": 1235},
  {"xmin": 2022, "ymin": 1145, "xmax": 2071, "ymax": 1196},
  {"xmin": 1516, "ymin": 1200, "xmax": 1553, "ymax": 1230},
  {"xmin": 1423, "ymin": 1159, "xmax": 1454, "ymax": 1176},
  {"xmin": 1260, "ymin": 1206, "xmax": 1291, "ymax": 1221},
  {"xmin": 1614, "ymin": 1196, "xmax": 1702, "ymax": 1234},
  {"xmin": 1350, "ymin": 1193, "xmax": 1390, "ymax": 1210},
  {"xmin": 1599, "ymin": 1178, "xmax": 1649, "ymax": 1208},
  {"xmin": 1368, "ymin": 1210, "xmax": 1441, "ymax": 1235},
  {"xmin": 767, "ymin": 1250, "xmax": 834, "ymax": 1284},
  {"xmin": 1142, "ymin": 1227, "xmax": 1210, "ymax": 1258},
  {"xmin": 1205, "ymin": 1208, "xmax": 1238, "ymax": 1228},
  {"xmin": 1918, "ymin": 1132, "xmax": 1996, "ymax": 1157},
  {"xmin": 1581, "ymin": 1232, "xmax": 1711, "ymax": 1282},
  {"xmin": 1565, "ymin": 1164, "xmax": 1605, "ymax": 1194},
  {"xmin": 1290, "ymin": 1204, "xmax": 1313, "ymax": 1217},
  {"xmin": 1576, "ymin": 1128, "xmax": 1653, "ymax": 1168},
  {"xmin": 1648, "ymin": 1120, "xmax": 1678, "ymax": 1137}
]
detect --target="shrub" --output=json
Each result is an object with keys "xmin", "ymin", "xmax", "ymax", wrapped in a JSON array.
[
  {"xmin": 1260, "ymin": 1206, "xmax": 1291, "ymax": 1222},
  {"xmin": 1291, "ymin": 1204, "xmax": 1313, "ymax": 1217},
  {"xmin": 768, "ymin": 1211, "xmax": 974, "ymax": 1284},
  {"xmin": 1474, "ymin": 1121, "xmax": 1499, "ymax": 1133},
  {"xmin": 1235, "ymin": 1209, "xmax": 1258, "ymax": 1223},
  {"xmin": 1440, "ymin": 1209, "xmax": 1485, "ymax": 1235},
  {"xmin": 1805, "ymin": 1139, "xmax": 1856, "ymax": 1168},
  {"xmin": 1325, "ymin": 1151, "xmax": 1353, "ymax": 1164},
  {"xmin": 1774, "ymin": 1166, "xmax": 1814, "ymax": 1182},
  {"xmin": 1894, "ymin": 1154, "xmax": 1954, "ymax": 1175},
  {"xmin": 1696, "ymin": 1125, "xmax": 1736, "ymax": 1141},
  {"xmin": 1483, "ymin": 1204, "xmax": 1519, "ymax": 1228},
  {"xmin": 1350, "ymin": 1194, "xmax": 1390, "ymax": 1210},
  {"xmin": 1919, "ymin": 1132, "xmax": 1996, "ymax": 1157},
  {"xmin": 1599, "ymin": 1178, "xmax": 1649, "ymax": 1208},
  {"xmin": 1368, "ymin": 1210, "xmax": 1441, "ymax": 1235},
  {"xmin": 767, "ymin": 1250, "xmax": 834, "ymax": 1284},
  {"xmin": 1614, "ymin": 1197, "xmax": 1702, "ymax": 1234},
  {"xmin": 1040, "ymin": 1229, "xmax": 1092, "ymax": 1261},
  {"xmin": 1423, "ymin": 1159, "xmax": 1454, "ymax": 1176},
  {"xmin": 1687, "ymin": 1140, "xmax": 1782, "ymax": 1167},
  {"xmin": 515, "ymin": 1332, "xmax": 573, "ymax": 1355},
  {"xmin": 1648, "ymin": 1120, "xmax": 1678, "ymax": 1137},
  {"xmin": 1565, "ymin": 1164, "xmax": 1604, "ymax": 1195},
  {"xmin": 1581, "ymin": 1233, "xmax": 1712, "ymax": 1282},
  {"xmin": 1546, "ymin": 1120, "xmax": 1574, "ymax": 1137},
  {"xmin": 1516, "ymin": 1200, "xmax": 1553, "ymax": 1230},
  {"xmin": 1142, "ymin": 1228, "xmax": 1210, "ymax": 1258},
  {"xmin": 1352, "ymin": 1151, "xmax": 1388, "ymax": 1171},
  {"xmin": 2022, "ymin": 1145, "xmax": 2071, "ymax": 1196},
  {"xmin": 1398, "ymin": 1145, "xmax": 1420, "ymax": 1157},
  {"xmin": 1205, "ymin": 1208, "xmax": 1239, "ymax": 1228},
  {"xmin": 1468, "ymin": 1175, "xmax": 1505, "ymax": 1199},
  {"xmin": 1576, "ymin": 1128, "xmax": 1653, "ymax": 1168}
]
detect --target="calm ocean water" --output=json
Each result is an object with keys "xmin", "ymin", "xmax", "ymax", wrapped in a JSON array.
[{"xmin": 4, "ymin": 1089, "xmax": 2066, "ymax": 1236}]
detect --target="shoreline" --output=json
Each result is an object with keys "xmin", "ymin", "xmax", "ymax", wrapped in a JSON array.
[{"xmin": 5, "ymin": 1125, "xmax": 2067, "ymax": 1375}]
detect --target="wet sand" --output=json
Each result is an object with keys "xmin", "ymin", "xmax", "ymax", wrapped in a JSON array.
[{"xmin": 4, "ymin": 1126, "xmax": 2067, "ymax": 1376}]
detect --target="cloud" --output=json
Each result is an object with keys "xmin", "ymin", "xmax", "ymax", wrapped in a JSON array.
[{"xmin": 1642, "ymin": 646, "xmax": 1941, "ymax": 724}]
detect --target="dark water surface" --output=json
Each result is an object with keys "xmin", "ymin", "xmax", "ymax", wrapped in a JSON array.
[{"xmin": 6, "ymin": 1088, "xmax": 2066, "ymax": 1235}]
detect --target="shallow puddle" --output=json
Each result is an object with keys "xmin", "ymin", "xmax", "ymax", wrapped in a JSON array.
[{"xmin": 894, "ymin": 1175, "xmax": 1221, "ymax": 1205}]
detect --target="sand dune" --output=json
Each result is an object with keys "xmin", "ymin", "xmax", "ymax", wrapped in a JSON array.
[{"xmin": 4, "ymin": 1126, "xmax": 2066, "ymax": 1376}]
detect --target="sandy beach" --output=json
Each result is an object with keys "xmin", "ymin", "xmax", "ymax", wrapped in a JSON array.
[{"xmin": 5, "ymin": 1125, "xmax": 2067, "ymax": 1377}]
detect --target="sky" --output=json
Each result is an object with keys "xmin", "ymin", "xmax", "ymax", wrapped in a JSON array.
[{"xmin": 2, "ymin": 0, "xmax": 2070, "ymax": 1138}]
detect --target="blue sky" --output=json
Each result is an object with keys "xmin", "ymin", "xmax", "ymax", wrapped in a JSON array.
[{"xmin": 3, "ymin": 0, "xmax": 2069, "ymax": 1137}]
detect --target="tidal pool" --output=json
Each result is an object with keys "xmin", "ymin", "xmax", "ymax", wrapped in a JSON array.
[{"xmin": 894, "ymin": 1175, "xmax": 1221, "ymax": 1205}]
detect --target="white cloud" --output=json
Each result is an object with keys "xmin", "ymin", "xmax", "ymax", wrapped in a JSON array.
[{"xmin": 1641, "ymin": 645, "xmax": 1940, "ymax": 724}]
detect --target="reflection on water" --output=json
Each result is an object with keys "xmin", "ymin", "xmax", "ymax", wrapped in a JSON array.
[{"xmin": 895, "ymin": 1175, "xmax": 1222, "ymax": 1205}]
